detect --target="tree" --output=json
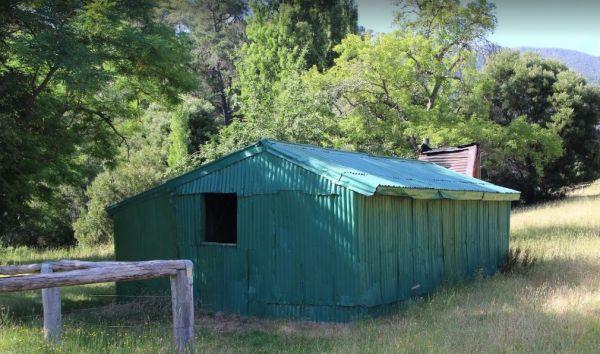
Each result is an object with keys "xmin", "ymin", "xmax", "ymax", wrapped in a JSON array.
[
  {"xmin": 481, "ymin": 51, "xmax": 600, "ymax": 200},
  {"xmin": 168, "ymin": 97, "xmax": 218, "ymax": 171},
  {"xmin": 201, "ymin": 69, "xmax": 337, "ymax": 161},
  {"xmin": 0, "ymin": 0, "xmax": 195, "ymax": 245},
  {"xmin": 162, "ymin": 0, "xmax": 247, "ymax": 125},
  {"xmin": 294, "ymin": 0, "xmax": 563, "ymax": 202},
  {"xmin": 73, "ymin": 104, "xmax": 174, "ymax": 246},
  {"xmin": 293, "ymin": 0, "xmax": 498, "ymax": 156},
  {"xmin": 200, "ymin": 0, "xmax": 357, "ymax": 159},
  {"xmin": 303, "ymin": 30, "xmax": 562, "ymax": 168},
  {"xmin": 74, "ymin": 97, "xmax": 217, "ymax": 246},
  {"xmin": 264, "ymin": 0, "xmax": 358, "ymax": 71},
  {"xmin": 394, "ymin": 0, "xmax": 496, "ymax": 110}
]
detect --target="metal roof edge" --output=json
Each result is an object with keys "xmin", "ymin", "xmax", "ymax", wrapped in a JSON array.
[
  {"xmin": 106, "ymin": 142, "xmax": 266, "ymax": 214},
  {"xmin": 376, "ymin": 186, "xmax": 520, "ymax": 201}
]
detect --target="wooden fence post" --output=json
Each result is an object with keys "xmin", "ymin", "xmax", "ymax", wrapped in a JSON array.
[
  {"xmin": 1, "ymin": 259, "xmax": 196, "ymax": 349},
  {"xmin": 41, "ymin": 263, "xmax": 61, "ymax": 342},
  {"xmin": 170, "ymin": 260, "xmax": 194, "ymax": 353}
]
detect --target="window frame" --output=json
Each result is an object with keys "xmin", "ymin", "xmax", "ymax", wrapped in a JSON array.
[{"xmin": 201, "ymin": 193, "xmax": 238, "ymax": 246}]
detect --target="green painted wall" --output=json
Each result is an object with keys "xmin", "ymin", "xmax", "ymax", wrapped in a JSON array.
[
  {"xmin": 172, "ymin": 189, "xmax": 363, "ymax": 321},
  {"xmin": 356, "ymin": 195, "xmax": 511, "ymax": 307},
  {"xmin": 112, "ymin": 151, "xmax": 512, "ymax": 322},
  {"xmin": 113, "ymin": 192, "xmax": 178, "ymax": 296}
]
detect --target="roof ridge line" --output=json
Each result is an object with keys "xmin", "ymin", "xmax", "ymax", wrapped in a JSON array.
[{"xmin": 260, "ymin": 138, "xmax": 432, "ymax": 164}]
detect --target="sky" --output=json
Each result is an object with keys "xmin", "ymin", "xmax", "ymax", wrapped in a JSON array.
[{"xmin": 356, "ymin": 0, "xmax": 600, "ymax": 56}]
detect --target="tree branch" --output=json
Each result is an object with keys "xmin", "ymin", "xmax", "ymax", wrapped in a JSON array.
[
  {"xmin": 22, "ymin": 64, "xmax": 59, "ymax": 121},
  {"xmin": 75, "ymin": 106, "xmax": 130, "ymax": 154}
]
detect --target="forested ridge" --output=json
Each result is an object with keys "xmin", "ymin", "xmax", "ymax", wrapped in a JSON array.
[{"xmin": 1, "ymin": 0, "xmax": 599, "ymax": 247}]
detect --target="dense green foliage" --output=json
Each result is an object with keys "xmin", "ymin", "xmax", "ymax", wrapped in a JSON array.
[
  {"xmin": 73, "ymin": 98, "xmax": 215, "ymax": 246},
  {"xmin": 201, "ymin": 0, "xmax": 358, "ymax": 159},
  {"xmin": 162, "ymin": 0, "xmax": 247, "ymax": 125},
  {"xmin": 0, "ymin": 0, "xmax": 194, "ymax": 245},
  {"xmin": 518, "ymin": 47, "xmax": 600, "ymax": 86},
  {"xmin": 2, "ymin": 0, "xmax": 599, "ymax": 246},
  {"xmin": 481, "ymin": 51, "xmax": 600, "ymax": 200}
]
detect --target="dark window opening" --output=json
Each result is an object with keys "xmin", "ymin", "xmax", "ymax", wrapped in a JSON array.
[{"xmin": 204, "ymin": 193, "xmax": 237, "ymax": 244}]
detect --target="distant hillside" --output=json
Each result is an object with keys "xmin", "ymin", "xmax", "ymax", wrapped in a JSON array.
[{"xmin": 517, "ymin": 47, "xmax": 600, "ymax": 86}]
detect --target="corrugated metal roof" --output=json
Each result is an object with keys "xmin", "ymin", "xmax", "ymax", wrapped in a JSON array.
[
  {"xmin": 261, "ymin": 140, "xmax": 519, "ymax": 200},
  {"xmin": 108, "ymin": 139, "xmax": 519, "ymax": 212}
]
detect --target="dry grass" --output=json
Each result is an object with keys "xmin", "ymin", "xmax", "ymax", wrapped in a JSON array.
[
  {"xmin": 1, "ymin": 183, "xmax": 599, "ymax": 353},
  {"xmin": 565, "ymin": 179, "xmax": 600, "ymax": 197}
]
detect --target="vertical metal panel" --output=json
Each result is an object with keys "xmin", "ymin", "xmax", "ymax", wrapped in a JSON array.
[
  {"xmin": 412, "ymin": 199, "xmax": 430, "ymax": 295},
  {"xmin": 479, "ymin": 201, "xmax": 490, "ymax": 273},
  {"xmin": 465, "ymin": 201, "xmax": 479, "ymax": 276},
  {"xmin": 113, "ymin": 192, "xmax": 178, "ymax": 296},
  {"xmin": 172, "ymin": 194, "xmax": 202, "ymax": 300},
  {"xmin": 498, "ymin": 201, "xmax": 510, "ymax": 263},
  {"xmin": 441, "ymin": 200, "xmax": 456, "ymax": 280},
  {"xmin": 396, "ymin": 197, "xmax": 413, "ymax": 300},
  {"xmin": 242, "ymin": 188, "xmax": 359, "ymax": 320},
  {"xmin": 427, "ymin": 200, "xmax": 444, "ymax": 285},
  {"xmin": 355, "ymin": 196, "xmax": 511, "ymax": 318},
  {"xmin": 453, "ymin": 200, "xmax": 467, "ymax": 277}
]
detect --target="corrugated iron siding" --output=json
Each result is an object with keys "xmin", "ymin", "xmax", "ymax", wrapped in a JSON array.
[
  {"xmin": 171, "ymin": 189, "xmax": 363, "ymax": 321},
  {"xmin": 113, "ymin": 192, "xmax": 178, "ymax": 295},
  {"xmin": 112, "ymin": 149, "xmax": 512, "ymax": 322},
  {"xmin": 356, "ymin": 195, "xmax": 510, "ymax": 307},
  {"xmin": 420, "ymin": 149, "xmax": 470, "ymax": 174},
  {"xmin": 418, "ymin": 144, "xmax": 480, "ymax": 178}
]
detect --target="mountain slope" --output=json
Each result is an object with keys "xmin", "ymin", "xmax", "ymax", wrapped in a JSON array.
[{"xmin": 517, "ymin": 47, "xmax": 600, "ymax": 86}]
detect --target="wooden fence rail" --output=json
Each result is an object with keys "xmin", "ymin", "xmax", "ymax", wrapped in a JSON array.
[{"xmin": 0, "ymin": 259, "xmax": 194, "ymax": 353}]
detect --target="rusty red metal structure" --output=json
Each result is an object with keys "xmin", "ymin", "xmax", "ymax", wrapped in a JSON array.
[{"xmin": 418, "ymin": 143, "xmax": 480, "ymax": 178}]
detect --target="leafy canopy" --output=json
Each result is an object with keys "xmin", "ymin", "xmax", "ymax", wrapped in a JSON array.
[{"xmin": 0, "ymin": 0, "xmax": 195, "ymax": 245}]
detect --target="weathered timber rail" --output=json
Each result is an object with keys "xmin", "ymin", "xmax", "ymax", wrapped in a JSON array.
[{"xmin": 0, "ymin": 259, "xmax": 194, "ymax": 353}]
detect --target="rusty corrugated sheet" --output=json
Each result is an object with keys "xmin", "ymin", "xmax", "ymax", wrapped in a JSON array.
[{"xmin": 418, "ymin": 143, "xmax": 480, "ymax": 178}]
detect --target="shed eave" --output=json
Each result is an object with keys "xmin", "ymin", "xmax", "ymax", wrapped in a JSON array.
[{"xmin": 376, "ymin": 186, "xmax": 520, "ymax": 201}]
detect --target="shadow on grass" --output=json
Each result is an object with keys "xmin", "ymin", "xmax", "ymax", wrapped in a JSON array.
[{"xmin": 0, "ymin": 283, "xmax": 115, "ymax": 322}]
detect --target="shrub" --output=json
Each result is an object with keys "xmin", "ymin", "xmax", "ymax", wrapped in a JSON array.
[{"xmin": 500, "ymin": 247, "xmax": 537, "ymax": 274}]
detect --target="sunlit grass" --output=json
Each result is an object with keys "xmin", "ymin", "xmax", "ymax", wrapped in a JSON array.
[
  {"xmin": 0, "ymin": 244, "xmax": 113, "ymax": 265},
  {"xmin": 1, "ymin": 183, "xmax": 599, "ymax": 352},
  {"xmin": 565, "ymin": 179, "xmax": 600, "ymax": 198}
]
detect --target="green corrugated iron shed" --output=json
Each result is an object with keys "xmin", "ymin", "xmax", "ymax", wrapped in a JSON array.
[{"xmin": 108, "ymin": 139, "xmax": 520, "ymax": 322}]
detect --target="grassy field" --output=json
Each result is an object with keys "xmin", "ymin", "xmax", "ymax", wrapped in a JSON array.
[{"xmin": 1, "ymin": 183, "xmax": 599, "ymax": 353}]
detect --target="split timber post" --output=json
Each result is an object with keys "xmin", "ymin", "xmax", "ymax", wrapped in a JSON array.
[
  {"xmin": 0, "ymin": 259, "xmax": 194, "ymax": 353},
  {"xmin": 41, "ymin": 263, "xmax": 61, "ymax": 342},
  {"xmin": 171, "ymin": 263, "xmax": 194, "ymax": 353}
]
